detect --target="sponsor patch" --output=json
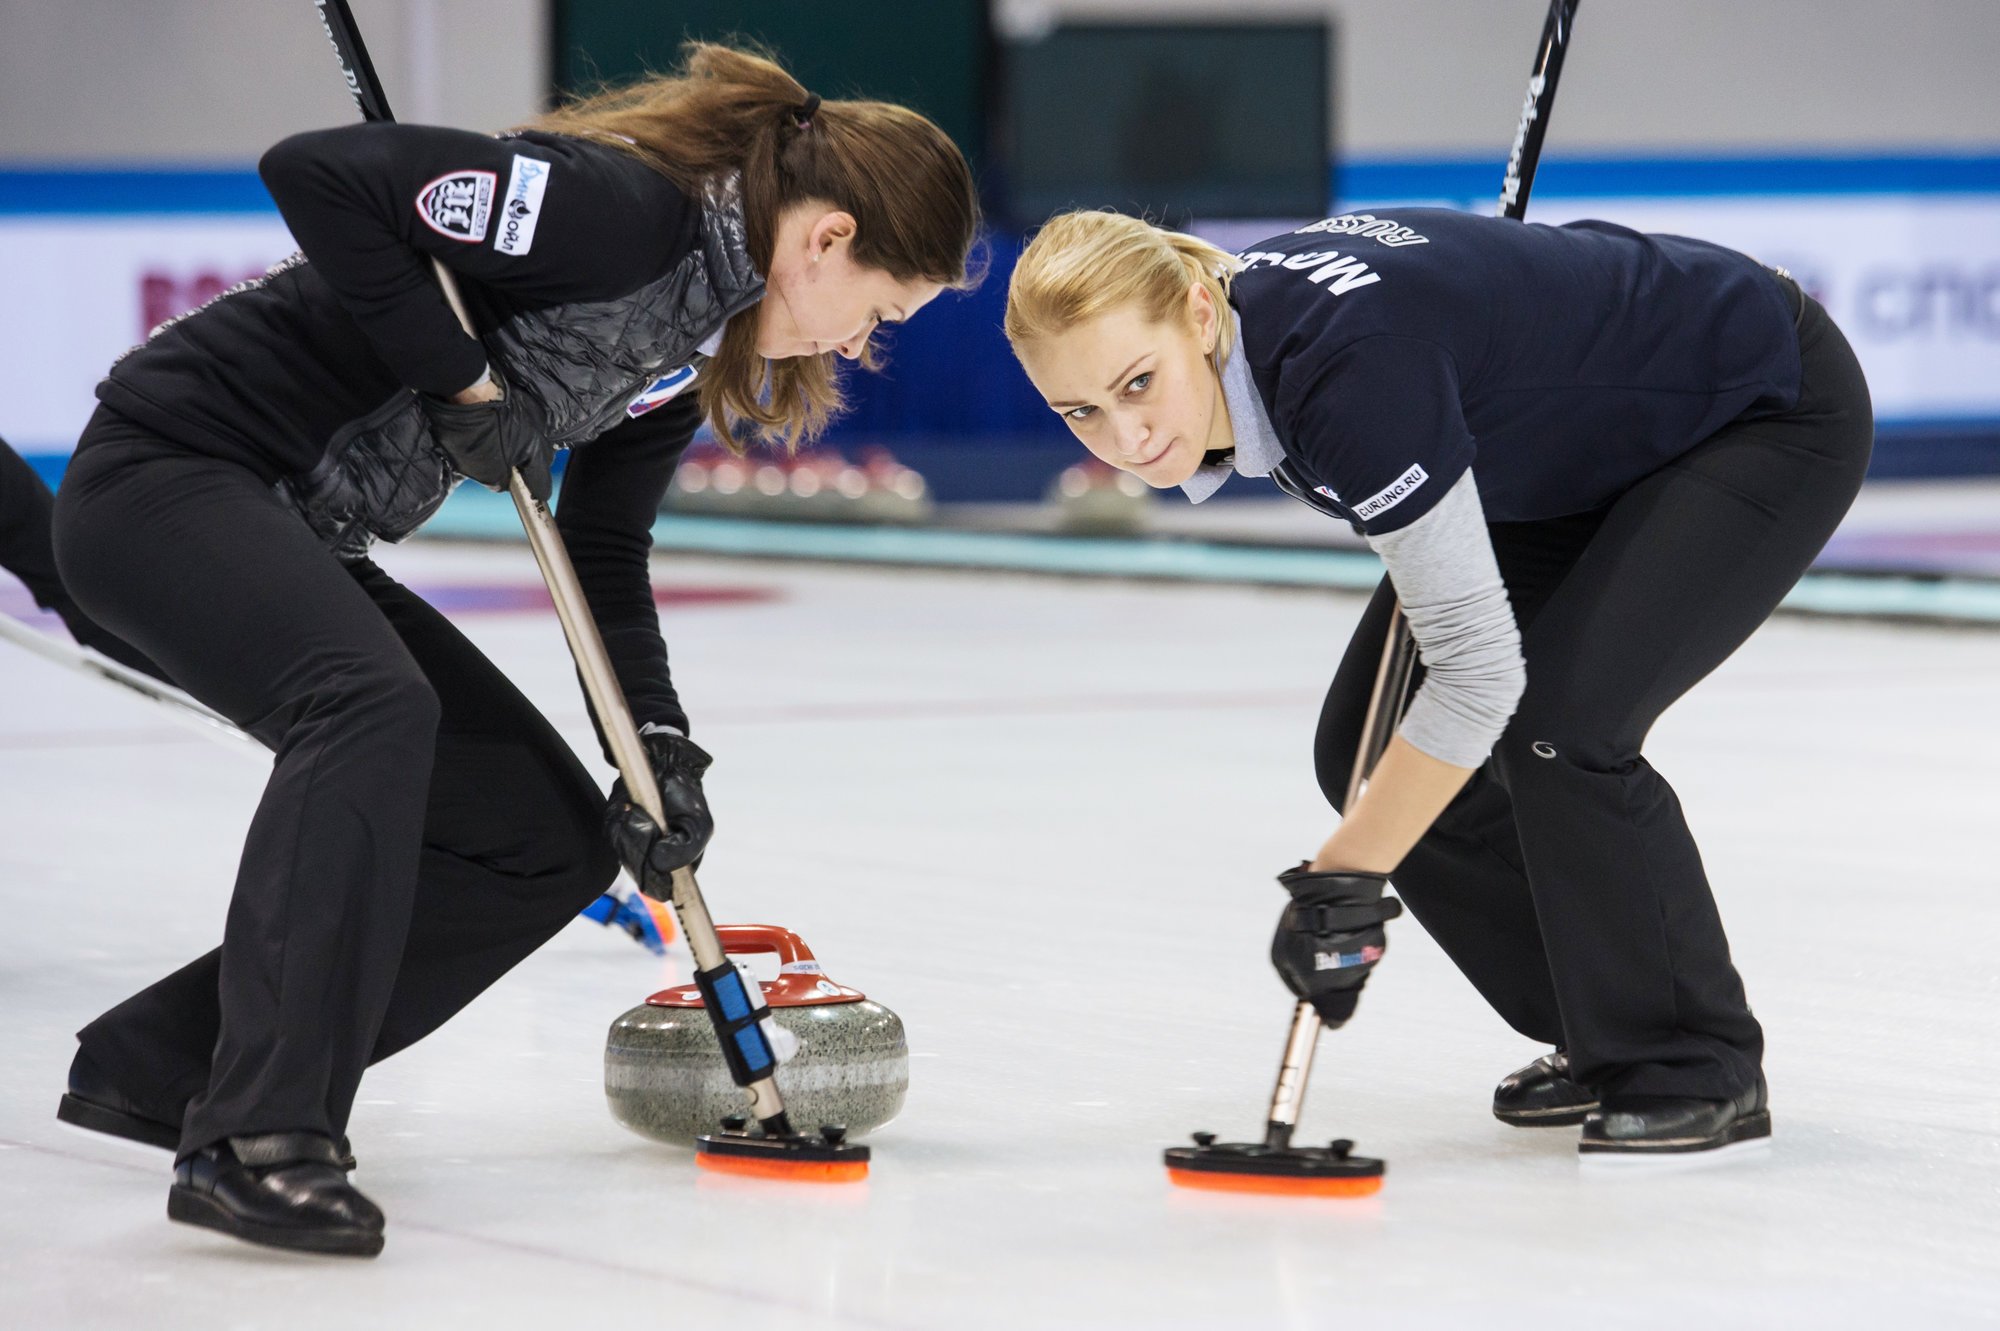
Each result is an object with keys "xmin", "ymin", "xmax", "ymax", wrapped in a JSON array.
[
  {"xmin": 1352, "ymin": 463, "xmax": 1430, "ymax": 522},
  {"xmin": 626, "ymin": 363, "xmax": 701, "ymax": 417},
  {"xmin": 1315, "ymin": 944, "xmax": 1385, "ymax": 971},
  {"xmin": 1313, "ymin": 484, "xmax": 1342, "ymax": 503},
  {"xmin": 494, "ymin": 154, "xmax": 550, "ymax": 256},
  {"xmin": 415, "ymin": 169, "xmax": 496, "ymax": 242}
]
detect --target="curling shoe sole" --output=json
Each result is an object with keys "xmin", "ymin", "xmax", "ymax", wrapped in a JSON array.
[
  {"xmin": 167, "ymin": 1184, "xmax": 384, "ymax": 1258},
  {"xmin": 1493, "ymin": 1100, "xmax": 1598, "ymax": 1128},
  {"xmin": 1579, "ymin": 1109, "xmax": 1773, "ymax": 1171},
  {"xmin": 56, "ymin": 1093, "xmax": 180, "ymax": 1153}
]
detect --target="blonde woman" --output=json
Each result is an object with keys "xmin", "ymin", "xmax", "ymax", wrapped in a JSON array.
[
  {"xmin": 53, "ymin": 44, "xmax": 978, "ymax": 1255},
  {"xmin": 1006, "ymin": 208, "xmax": 1871, "ymax": 1163}
]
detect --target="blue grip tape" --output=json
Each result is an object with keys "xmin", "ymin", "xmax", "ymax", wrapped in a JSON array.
[
  {"xmin": 733, "ymin": 1026, "xmax": 774, "ymax": 1074},
  {"xmin": 694, "ymin": 962, "xmax": 776, "ymax": 1088},
  {"xmin": 710, "ymin": 969, "xmax": 754, "ymax": 1022}
]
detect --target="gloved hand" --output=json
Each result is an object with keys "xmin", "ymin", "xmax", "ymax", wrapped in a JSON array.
[
  {"xmin": 419, "ymin": 365, "xmax": 553, "ymax": 502},
  {"xmin": 1269, "ymin": 863, "xmax": 1404, "ymax": 1028},
  {"xmin": 603, "ymin": 730, "xmax": 714, "ymax": 900}
]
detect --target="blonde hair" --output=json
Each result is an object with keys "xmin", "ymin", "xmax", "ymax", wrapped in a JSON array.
[
  {"xmin": 534, "ymin": 43, "xmax": 979, "ymax": 449},
  {"xmin": 1005, "ymin": 211, "xmax": 1242, "ymax": 362}
]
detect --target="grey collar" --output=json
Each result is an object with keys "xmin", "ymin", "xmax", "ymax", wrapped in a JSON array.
[{"xmin": 1181, "ymin": 311, "xmax": 1284, "ymax": 504}]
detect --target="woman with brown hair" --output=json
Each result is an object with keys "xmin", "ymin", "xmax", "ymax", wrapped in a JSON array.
[{"xmin": 50, "ymin": 43, "xmax": 978, "ymax": 1257}]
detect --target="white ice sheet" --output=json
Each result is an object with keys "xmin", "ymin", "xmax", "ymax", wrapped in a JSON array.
[{"xmin": 2, "ymin": 542, "xmax": 1995, "ymax": 1328}]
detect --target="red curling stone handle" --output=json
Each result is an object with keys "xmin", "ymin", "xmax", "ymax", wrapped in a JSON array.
[{"xmin": 715, "ymin": 924, "xmax": 816, "ymax": 966}]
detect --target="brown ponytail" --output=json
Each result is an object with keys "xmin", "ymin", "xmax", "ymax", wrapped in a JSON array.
[{"xmin": 533, "ymin": 43, "xmax": 980, "ymax": 448}]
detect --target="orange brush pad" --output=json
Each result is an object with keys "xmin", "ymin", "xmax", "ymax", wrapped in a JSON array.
[
  {"xmin": 1166, "ymin": 1166, "xmax": 1382, "ymax": 1197},
  {"xmin": 696, "ymin": 1153, "xmax": 869, "ymax": 1184}
]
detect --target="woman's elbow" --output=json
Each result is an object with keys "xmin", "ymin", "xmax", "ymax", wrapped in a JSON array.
[{"xmin": 258, "ymin": 126, "xmax": 357, "ymax": 203}]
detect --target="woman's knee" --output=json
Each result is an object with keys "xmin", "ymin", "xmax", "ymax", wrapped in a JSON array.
[
  {"xmin": 1492, "ymin": 709, "xmax": 1636, "ymax": 793},
  {"xmin": 284, "ymin": 654, "xmax": 441, "ymax": 756},
  {"xmin": 497, "ymin": 754, "xmax": 620, "ymax": 900}
]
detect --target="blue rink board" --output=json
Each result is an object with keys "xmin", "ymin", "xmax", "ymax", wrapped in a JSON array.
[{"xmin": 423, "ymin": 487, "xmax": 2000, "ymax": 628}]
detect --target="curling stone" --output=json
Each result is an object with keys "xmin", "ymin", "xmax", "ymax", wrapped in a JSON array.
[
  {"xmin": 1047, "ymin": 459, "xmax": 1154, "ymax": 536},
  {"xmin": 664, "ymin": 443, "xmax": 742, "ymax": 517},
  {"xmin": 853, "ymin": 446, "xmax": 936, "ymax": 525},
  {"xmin": 605, "ymin": 924, "xmax": 907, "ymax": 1144},
  {"xmin": 783, "ymin": 449, "xmax": 868, "ymax": 522}
]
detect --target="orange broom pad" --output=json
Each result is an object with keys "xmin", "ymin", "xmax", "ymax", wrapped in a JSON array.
[
  {"xmin": 696, "ymin": 1152, "xmax": 869, "ymax": 1184},
  {"xmin": 1166, "ymin": 1166, "xmax": 1382, "ymax": 1198}
]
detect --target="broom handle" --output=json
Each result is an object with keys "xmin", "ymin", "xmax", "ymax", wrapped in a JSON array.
[
  {"xmin": 308, "ymin": 0, "xmax": 780, "ymax": 1121},
  {"xmin": 444, "ymin": 273, "xmax": 762, "ymax": 1111},
  {"xmin": 431, "ymin": 260, "xmax": 734, "ymax": 987},
  {"xmin": 1262, "ymin": 0, "xmax": 1579, "ymax": 1147},
  {"xmin": 1264, "ymin": 604, "xmax": 1415, "ymax": 1143}
]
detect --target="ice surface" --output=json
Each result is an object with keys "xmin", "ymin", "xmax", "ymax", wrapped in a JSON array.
[{"xmin": 2, "ymin": 541, "xmax": 1995, "ymax": 1328}]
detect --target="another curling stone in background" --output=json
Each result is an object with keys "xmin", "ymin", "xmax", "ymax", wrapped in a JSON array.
[
  {"xmin": 605, "ymin": 924, "xmax": 908, "ymax": 1144},
  {"xmin": 853, "ymin": 446, "xmax": 935, "ymax": 525},
  {"xmin": 784, "ymin": 449, "xmax": 871, "ymax": 522},
  {"xmin": 1047, "ymin": 458, "xmax": 1154, "ymax": 536},
  {"xmin": 665, "ymin": 443, "xmax": 756, "ymax": 517}
]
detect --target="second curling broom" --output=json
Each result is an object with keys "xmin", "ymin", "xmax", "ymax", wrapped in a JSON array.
[
  {"xmin": 307, "ymin": 0, "xmax": 865, "ymax": 1184},
  {"xmin": 1164, "ymin": 0, "xmax": 1581, "ymax": 1198}
]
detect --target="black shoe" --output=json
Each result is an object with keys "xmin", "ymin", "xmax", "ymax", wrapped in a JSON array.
[
  {"xmin": 57, "ymin": 1052, "xmax": 357, "ymax": 1170},
  {"xmin": 1492, "ymin": 1050, "xmax": 1598, "ymax": 1127},
  {"xmin": 57, "ymin": 1054, "xmax": 180, "ymax": 1151},
  {"xmin": 168, "ymin": 1133, "xmax": 385, "ymax": 1258},
  {"xmin": 1580, "ymin": 1076, "xmax": 1771, "ymax": 1159}
]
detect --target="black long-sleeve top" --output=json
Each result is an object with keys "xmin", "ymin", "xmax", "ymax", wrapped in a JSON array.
[{"xmin": 96, "ymin": 123, "xmax": 718, "ymax": 733}]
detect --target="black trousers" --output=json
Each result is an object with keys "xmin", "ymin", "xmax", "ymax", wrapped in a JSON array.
[
  {"xmin": 53, "ymin": 408, "xmax": 618, "ymax": 1154},
  {"xmin": 0, "ymin": 436, "xmax": 159, "ymax": 676},
  {"xmin": 1315, "ymin": 286, "xmax": 1873, "ymax": 1101}
]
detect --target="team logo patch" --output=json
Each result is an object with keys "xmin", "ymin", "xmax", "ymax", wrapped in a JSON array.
[
  {"xmin": 415, "ymin": 169, "xmax": 496, "ymax": 242},
  {"xmin": 1315, "ymin": 945, "xmax": 1385, "ymax": 971},
  {"xmin": 1314, "ymin": 484, "xmax": 1342, "ymax": 503},
  {"xmin": 1353, "ymin": 463, "xmax": 1430, "ymax": 522},
  {"xmin": 627, "ymin": 363, "xmax": 701, "ymax": 417},
  {"xmin": 494, "ymin": 155, "xmax": 549, "ymax": 256}
]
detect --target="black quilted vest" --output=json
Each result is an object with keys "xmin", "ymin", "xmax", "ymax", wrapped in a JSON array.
[{"xmin": 278, "ymin": 181, "xmax": 762, "ymax": 559}]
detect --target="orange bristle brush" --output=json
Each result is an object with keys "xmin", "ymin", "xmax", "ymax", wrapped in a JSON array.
[{"xmin": 1163, "ymin": 1002, "xmax": 1384, "ymax": 1198}]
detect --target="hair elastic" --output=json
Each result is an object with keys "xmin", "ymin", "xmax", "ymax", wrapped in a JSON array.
[{"xmin": 794, "ymin": 93, "xmax": 822, "ymax": 129}]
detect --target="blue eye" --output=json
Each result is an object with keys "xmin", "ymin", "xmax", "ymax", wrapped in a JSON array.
[
  {"xmin": 1126, "ymin": 373, "xmax": 1151, "ymax": 394},
  {"xmin": 1064, "ymin": 405, "xmax": 1096, "ymax": 422}
]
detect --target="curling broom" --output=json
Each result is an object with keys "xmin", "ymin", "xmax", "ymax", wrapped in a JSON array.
[{"xmin": 1164, "ymin": 0, "xmax": 1581, "ymax": 1198}]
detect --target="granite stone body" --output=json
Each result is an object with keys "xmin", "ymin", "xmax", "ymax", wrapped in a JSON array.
[{"xmin": 605, "ymin": 998, "xmax": 908, "ymax": 1144}]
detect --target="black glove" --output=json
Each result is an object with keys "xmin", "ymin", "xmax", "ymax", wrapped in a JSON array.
[
  {"xmin": 603, "ymin": 731, "xmax": 714, "ymax": 900},
  {"xmin": 420, "ymin": 366, "xmax": 553, "ymax": 502},
  {"xmin": 1270, "ymin": 863, "xmax": 1404, "ymax": 1028}
]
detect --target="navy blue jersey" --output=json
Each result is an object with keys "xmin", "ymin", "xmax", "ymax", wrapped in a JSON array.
[{"xmin": 1228, "ymin": 208, "xmax": 1802, "ymax": 533}]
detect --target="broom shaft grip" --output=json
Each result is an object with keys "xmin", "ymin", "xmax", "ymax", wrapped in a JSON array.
[{"xmin": 1263, "ymin": 1000, "xmax": 1322, "ymax": 1139}]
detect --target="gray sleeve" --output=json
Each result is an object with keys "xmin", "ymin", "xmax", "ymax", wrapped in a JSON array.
[{"xmin": 1363, "ymin": 472, "xmax": 1526, "ymax": 768}]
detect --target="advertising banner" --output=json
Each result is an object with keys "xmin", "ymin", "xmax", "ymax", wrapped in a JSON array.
[
  {"xmin": 1529, "ymin": 195, "xmax": 2000, "ymax": 423},
  {"xmin": 0, "ymin": 216, "xmax": 297, "ymax": 452},
  {"xmin": 2, "ymin": 165, "xmax": 1997, "ymax": 460}
]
